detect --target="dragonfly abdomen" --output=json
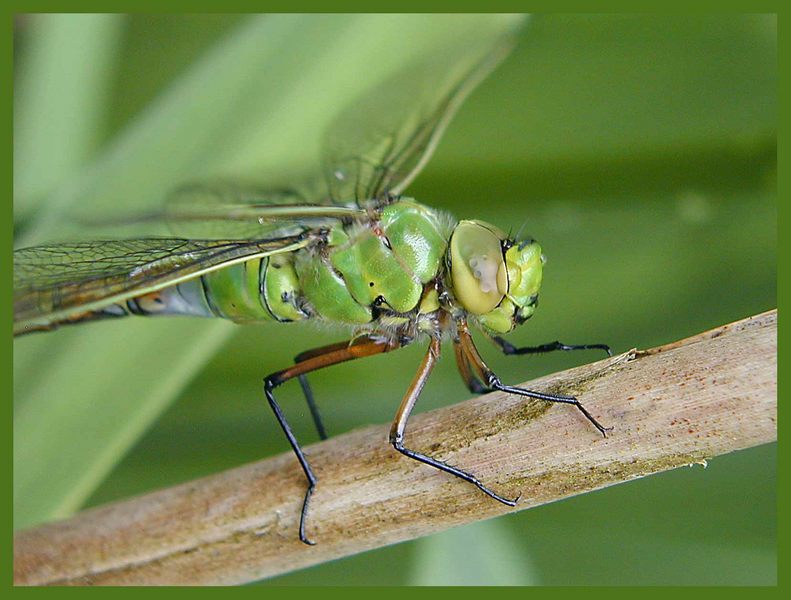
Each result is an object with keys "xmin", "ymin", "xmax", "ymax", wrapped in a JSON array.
[
  {"xmin": 116, "ymin": 254, "xmax": 309, "ymax": 324},
  {"xmin": 185, "ymin": 255, "xmax": 308, "ymax": 323}
]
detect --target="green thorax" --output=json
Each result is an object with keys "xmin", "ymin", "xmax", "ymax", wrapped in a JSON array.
[{"xmin": 295, "ymin": 199, "xmax": 448, "ymax": 324}]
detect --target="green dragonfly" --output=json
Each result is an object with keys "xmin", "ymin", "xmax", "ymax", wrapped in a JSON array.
[{"xmin": 13, "ymin": 34, "xmax": 610, "ymax": 545}]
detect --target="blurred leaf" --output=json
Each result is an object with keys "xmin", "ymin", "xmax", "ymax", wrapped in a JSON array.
[
  {"xmin": 106, "ymin": 15, "xmax": 246, "ymax": 135},
  {"xmin": 13, "ymin": 14, "xmax": 526, "ymax": 528},
  {"xmin": 432, "ymin": 14, "xmax": 777, "ymax": 172},
  {"xmin": 408, "ymin": 520, "xmax": 538, "ymax": 585},
  {"xmin": 14, "ymin": 14, "xmax": 124, "ymax": 221}
]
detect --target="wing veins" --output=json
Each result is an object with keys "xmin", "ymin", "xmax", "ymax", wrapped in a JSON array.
[{"xmin": 14, "ymin": 235, "xmax": 312, "ymax": 333}]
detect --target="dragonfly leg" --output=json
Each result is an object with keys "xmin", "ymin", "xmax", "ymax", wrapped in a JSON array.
[
  {"xmin": 487, "ymin": 335, "xmax": 612, "ymax": 357},
  {"xmin": 389, "ymin": 337, "xmax": 518, "ymax": 506},
  {"xmin": 296, "ymin": 375, "xmax": 327, "ymax": 440},
  {"xmin": 459, "ymin": 322, "xmax": 611, "ymax": 437},
  {"xmin": 264, "ymin": 336, "xmax": 400, "ymax": 545},
  {"xmin": 453, "ymin": 338, "xmax": 490, "ymax": 394},
  {"xmin": 461, "ymin": 334, "xmax": 610, "ymax": 397},
  {"xmin": 292, "ymin": 337, "xmax": 393, "ymax": 441}
]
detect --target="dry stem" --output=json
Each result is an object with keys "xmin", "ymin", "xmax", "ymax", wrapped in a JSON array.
[{"xmin": 14, "ymin": 310, "xmax": 777, "ymax": 585}]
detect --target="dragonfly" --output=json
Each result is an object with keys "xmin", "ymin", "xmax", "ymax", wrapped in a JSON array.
[{"xmin": 13, "ymin": 33, "xmax": 611, "ymax": 545}]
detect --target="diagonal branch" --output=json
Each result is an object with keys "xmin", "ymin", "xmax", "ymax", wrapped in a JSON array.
[{"xmin": 14, "ymin": 309, "xmax": 777, "ymax": 586}]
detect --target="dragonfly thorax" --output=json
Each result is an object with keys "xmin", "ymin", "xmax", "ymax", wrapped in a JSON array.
[{"xmin": 446, "ymin": 220, "xmax": 543, "ymax": 334}]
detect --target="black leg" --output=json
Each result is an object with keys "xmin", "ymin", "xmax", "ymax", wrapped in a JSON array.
[
  {"xmin": 292, "ymin": 340, "xmax": 383, "ymax": 441},
  {"xmin": 297, "ymin": 374, "xmax": 328, "ymax": 441},
  {"xmin": 391, "ymin": 445, "xmax": 518, "ymax": 505},
  {"xmin": 390, "ymin": 338, "xmax": 519, "ymax": 506},
  {"xmin": 460, "ymin": 323, "xmax": 611, "ymax": 437},
  {"xmin": 490, "ymin": 336, "xmax": 612, "ymax": 357},
  {"xmin": 263, "ymin": 379, "xmax": 319, "ymax": 545},
  {"xmin": 264, "ymin": 337, "xmax": 400, "ymax": 545},
  {"xmin": 487, "ymin": 379, "xmax": 611, "ymax": 437}
]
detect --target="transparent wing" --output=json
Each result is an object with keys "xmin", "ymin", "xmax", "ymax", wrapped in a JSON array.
[
  {"xmin": 77, "ymin": 31, "xmax": 514, "ymax": 241},
  {"xmin": 322, "ymin": 34, "xmax": 516, "ymax": 203},
  {"xmin": 162, "ymin": 181, "xmax": 364, "ymax": 238},
  {"xmin": 14, "ymin": 234, "xmax": 311, "ymax": 333},
  {"xmin": 163, "ymin": 32, "xmax": 515, "ymax": 236}
]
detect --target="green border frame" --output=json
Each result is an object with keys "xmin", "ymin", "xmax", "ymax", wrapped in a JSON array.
[{"xmin": 5, "ymin": 3, "xmax": 780, "ymax": 593}]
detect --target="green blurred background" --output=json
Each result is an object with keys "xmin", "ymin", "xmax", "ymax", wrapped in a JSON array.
[{"xmin": 13, "ymin": 14, "xmax": 776, "ymax": 585}]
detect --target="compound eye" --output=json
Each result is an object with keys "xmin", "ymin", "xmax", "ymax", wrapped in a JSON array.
[{"xmin": 450, "ymin": 221, "xmax": 508, "ymax": 315}]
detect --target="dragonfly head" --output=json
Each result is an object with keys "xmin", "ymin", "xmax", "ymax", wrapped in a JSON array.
[{"xmin": 448, "ymin": 220, "xmax": 544, "ymax": 334}]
